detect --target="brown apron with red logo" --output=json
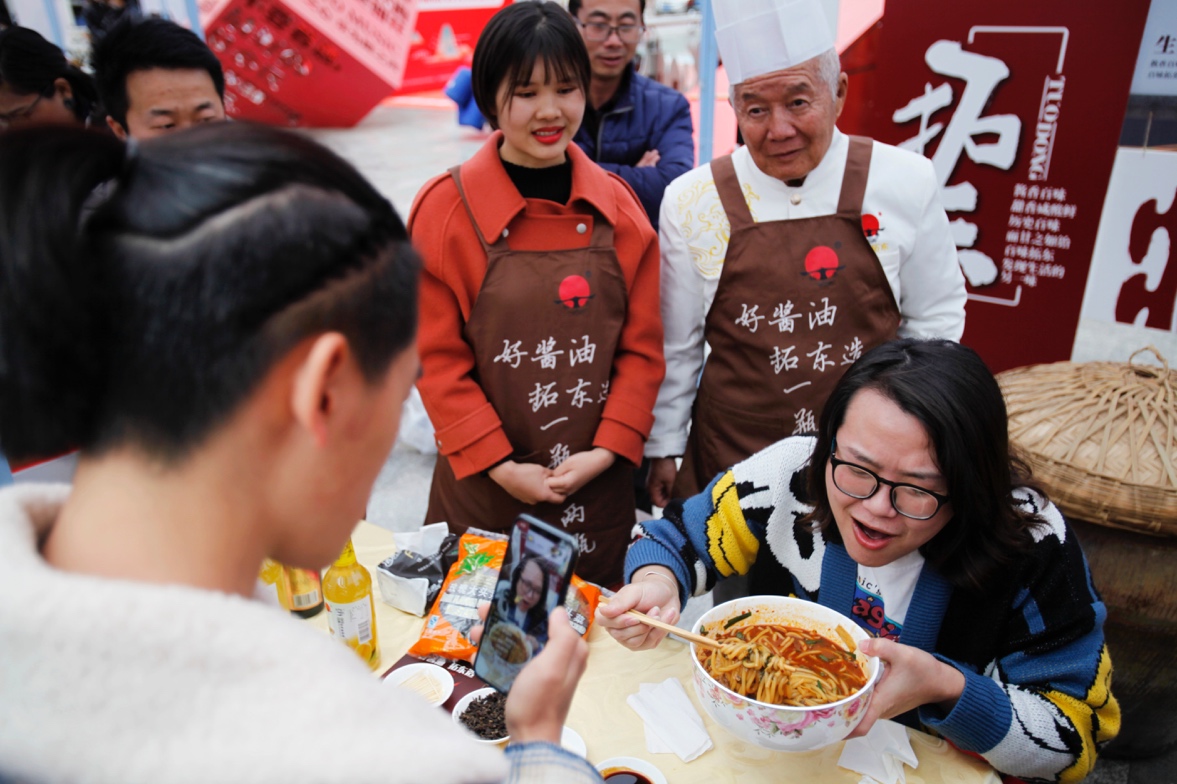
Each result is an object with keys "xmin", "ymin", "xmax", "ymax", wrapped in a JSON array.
[
  {"xmin": 673, "ymin": 136, "xmax": 900, "ymax": 498},
  {"xmin": 424, "ymin": 167, "xmax": 635, "ymax": 587}
]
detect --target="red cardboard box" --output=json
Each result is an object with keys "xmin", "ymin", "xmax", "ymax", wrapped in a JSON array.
[{"xmin": 198, "ymin": 0, "xmax": 417, "ymax": 127}]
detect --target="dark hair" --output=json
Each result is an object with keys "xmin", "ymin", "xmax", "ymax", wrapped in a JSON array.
[
  {"xmin": 0, "ymin": 26, "xmax": 100, "ymax": 124},
  {"xmin": 472, "ymin": 1, "xmax": 590, "ymax": 130},
  {"xmin": 568, "ymin": 0, "xmax": 645, "ymax": 18},
  {"xmin": 804, "ymin": 339, "xmax": 1043, "ymax": 593},
  {"xmin": 93, "ymin": 16, "xmax": 224, "ymax": 129},
  {"xmin": 505, "ymin": 554, "xmax": 550, "ymax": 629},
  {"xmin": 0, "ymin": 122, "xmax": 418, "ymax": 463}
]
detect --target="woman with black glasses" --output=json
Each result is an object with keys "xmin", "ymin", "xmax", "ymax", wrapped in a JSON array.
[
  {"xmin": 599, "ymin": 338, "xmax": 1119, "ymax": 784},
  {"xmin": 0, "ymin": 26, "xmax": 100, "ymax": 130}
]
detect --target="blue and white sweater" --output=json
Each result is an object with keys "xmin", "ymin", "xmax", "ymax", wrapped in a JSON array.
[{"xmin": 627, "ymin": 436, "xmax": 1119, "ymax": 784}]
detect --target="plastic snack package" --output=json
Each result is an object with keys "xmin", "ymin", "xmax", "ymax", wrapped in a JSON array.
[
  {"xmin": 408, "ymin": 529, "xmax": 507, "ymax": 661},
  {"xmin": 565, "ymin": 575, "xmax": 601, "ymax": 637},
  {"xmin": 375, "ymin": 523, "xmax": 460, "ymax": 616}
]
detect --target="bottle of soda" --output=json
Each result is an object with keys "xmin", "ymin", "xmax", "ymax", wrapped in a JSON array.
[
  {"xmin": 322, "ymin": 538, "xmax": 380, "ymax": 670},
  {"xmin": 285, "ymin": 566, "xmax": 324, "ymax": 619}
]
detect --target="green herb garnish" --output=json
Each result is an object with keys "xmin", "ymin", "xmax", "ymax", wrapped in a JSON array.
[{"xmin": 723, "ymin": 610, "xmax": 752, "ymax": 629}]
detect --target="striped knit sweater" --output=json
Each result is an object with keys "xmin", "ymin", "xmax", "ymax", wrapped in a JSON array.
[{"xmin": 627, "ymin": 436, "xmax": 1119, "ymax": 784}]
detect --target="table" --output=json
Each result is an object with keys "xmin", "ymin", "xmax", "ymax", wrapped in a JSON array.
[{"xmin": 310, "ymin": 522, "xmax": 1001, "ymax": 783}]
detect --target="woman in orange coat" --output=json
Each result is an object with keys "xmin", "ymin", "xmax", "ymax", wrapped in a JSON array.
[{"xmin": 409, "ymin": 1, "xmax": 664, "ymax": 587}]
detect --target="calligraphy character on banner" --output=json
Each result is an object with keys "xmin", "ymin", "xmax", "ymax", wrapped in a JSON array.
[{"xmin": 893, "ymin": 41, "xmax": 1021, "ymax": 288}]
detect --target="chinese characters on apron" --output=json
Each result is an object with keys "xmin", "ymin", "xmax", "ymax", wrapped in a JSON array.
[
  {"xmin": 673, "ymin": 136, "xmax": 901, "ymax": 499},
  {"xmin": 425, "ymin": 167, "xmax": 636, "ymax": 587}
]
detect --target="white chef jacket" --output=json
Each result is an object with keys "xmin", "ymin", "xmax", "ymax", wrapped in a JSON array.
[{"xmin": 647, "ymin": 130, "xmax": 967, "ymax": 458}]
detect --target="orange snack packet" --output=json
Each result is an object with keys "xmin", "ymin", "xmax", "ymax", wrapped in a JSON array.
[
  {"xmin": 408, "ymin": 531, "xmax": 506, "ymax": 662},
  {"xmin": 408, "ymin": 531, "xmax": 602, "ymax": 662},
  {"xmin": 564, "ymin": 575, "xmax": 601, "ymax": 637}
]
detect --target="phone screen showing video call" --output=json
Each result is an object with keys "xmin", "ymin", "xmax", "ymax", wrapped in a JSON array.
[{"xmin": 474, "ymin": 514, "xmax": 579, "ymax": 693}]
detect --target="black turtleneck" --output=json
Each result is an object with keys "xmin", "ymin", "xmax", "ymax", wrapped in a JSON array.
[{"xmin": 501, "ymin": 157, "xmax": 573, "ymax": 204}]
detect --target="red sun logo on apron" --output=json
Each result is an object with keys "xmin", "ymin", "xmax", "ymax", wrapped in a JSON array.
[
  {"xmin": 861, "ymin": 214, "xmax": 881, "ymax": 240},
  {"xmin": 556, "ymin": 274, "xmax": 594, "ymax": 309},
  {"xmin": 803, "ymin": 245, "xmax": 845, "ymax": 284}
]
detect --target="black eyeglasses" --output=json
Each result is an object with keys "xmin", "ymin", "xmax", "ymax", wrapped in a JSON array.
[
  {"xmin": 0, "ymin": 93, "xmax": 44, "ymax": 130},
  {"xmin": 577, "ymin": 20, "xmax": 645, "ymax": 43},
  {"xmin": 518, "ymin": 577, "xmax": 543, "ymax": 596},
  {"xmin": 828, "ymin": 438, "xmax": 950, "ymax": 520}
]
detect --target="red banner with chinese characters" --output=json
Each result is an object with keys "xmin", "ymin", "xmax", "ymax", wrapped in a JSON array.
[{"xmin": 867, "ymin": 0, "xmax": 1151, "ymax": 372}]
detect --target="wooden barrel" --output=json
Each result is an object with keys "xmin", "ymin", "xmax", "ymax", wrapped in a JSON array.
[
  {"xmin": 1069, "ymin": 519, "xmax": 1177, "ymax": 757},
  {"xmin": 998, "ymin": 348, "xmax": 1177, "ymax": 758}
]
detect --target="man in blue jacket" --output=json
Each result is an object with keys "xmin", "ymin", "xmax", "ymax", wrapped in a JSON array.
[{"xmin": 570, "ymin": 0, "xmax": 695, "ymax": 231}]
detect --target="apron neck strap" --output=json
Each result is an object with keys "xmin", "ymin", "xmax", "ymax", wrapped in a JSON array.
[
  {"xmin": 448, "ymin": 165, "xmax": 500, "ymax": 252},
  {"xmin": 710, "ymin": 155, "xmax": 753, "ymax": 230},
  {"xmin": 450, "ymin": 166, "xmax": 616, "ymax": 252},
  {"xmin": 836, "ymin": 136, "xmax": 873, "ymax": 218},
  {"xmin": 586, "ymin": 206, "xmax": 615, "ymax": 249}
]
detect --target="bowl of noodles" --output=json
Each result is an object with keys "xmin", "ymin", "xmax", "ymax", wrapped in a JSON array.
[{"xmin": 689, "ymin": 596, "xmax": 881, "ymax": 751}]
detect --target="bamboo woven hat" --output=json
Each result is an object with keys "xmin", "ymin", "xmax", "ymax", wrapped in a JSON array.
[{"xmin": 997, "ymin": 347, "xmax": 1176, "ymax": 537}]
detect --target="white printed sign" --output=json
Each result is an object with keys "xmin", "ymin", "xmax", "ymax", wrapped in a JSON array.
[
  {"xmin": 1131, "ymin": 0, "xmax": 1177, "ymax": 98},
  {"xmin": 1080, "ymin": 146, "xmax": 1177, "ymax": 333}
]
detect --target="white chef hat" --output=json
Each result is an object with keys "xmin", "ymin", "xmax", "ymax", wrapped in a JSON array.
[{"xmin": 713, "ymin": 0, "xmax": 835, "ymax": 86}]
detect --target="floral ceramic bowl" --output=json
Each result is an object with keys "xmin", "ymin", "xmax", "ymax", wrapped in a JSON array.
[{"xmin": 689, "ymin": 595, "xmax": 881, "ymax": 752}]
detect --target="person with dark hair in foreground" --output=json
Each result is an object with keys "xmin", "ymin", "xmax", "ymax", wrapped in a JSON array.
[
  {"xmin": 411, "ymin": 1, "xmax": 664, "ymax": 588},
  {"xmin": 92, "ymin": 15, "xmax": 225, "ymax": 139},
  {"xmin": 600, "ymin": 339, "xmax": 1120, "ymax": 784},
  {"xmin": 0, "ymin": 122, "xmax": 597, "ymax": 783},
  {"xmin": 0, "ymin": 26, "xmax": 101, "ymax": 129}
]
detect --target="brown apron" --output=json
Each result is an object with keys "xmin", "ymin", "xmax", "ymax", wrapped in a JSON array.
[
  {"xmin": 424, "ymin": 167, "xmax": 635, "ymax": 587},
  {"xmin": 673, "ymin": 136, "xmax": 901, "ymax": 498}
]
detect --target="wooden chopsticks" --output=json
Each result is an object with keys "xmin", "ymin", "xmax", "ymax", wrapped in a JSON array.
[{"xmin": 600, "ymin": 597, "xmax": 721, "ymax": 649}]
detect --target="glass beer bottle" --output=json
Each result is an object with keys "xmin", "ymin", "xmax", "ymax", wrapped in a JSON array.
[
  {"xmin": 322, "ymin": 538, "xmax": 380, "ymax": 670},
  {"xmin": 286, "ymin": 566, "xmax": 324, "ymax": 619}
]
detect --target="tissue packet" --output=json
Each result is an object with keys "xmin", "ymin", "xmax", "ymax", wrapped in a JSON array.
[{"xmin": 375, "ymin": 523, "xmax": 459, "ymax": 616}]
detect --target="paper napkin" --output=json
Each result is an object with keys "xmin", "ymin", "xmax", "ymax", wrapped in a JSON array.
[
  {"xmin": 626, "ymin": 678, "xmax": 713, "ymax": 762},
  {"xmin": 837, "ymin": 720, "xmax": 919, "ymax": 784}
]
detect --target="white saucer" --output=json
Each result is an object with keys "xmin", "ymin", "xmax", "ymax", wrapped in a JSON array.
[
  {"xmin": 452, "ymin": 687, "xmax": 509, "ymax": 745},
  {"xmin": 561, "ymin": 726, "xmax": 587, "ymax": 757},
  {"xmin": 595, "ymin": 756, "xmax": 667, "ymax": 784},
  {"xmin": 383, "ymin": 662, "xmax": 455, "ymax": 706}
]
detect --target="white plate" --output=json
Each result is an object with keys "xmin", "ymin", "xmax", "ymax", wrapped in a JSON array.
[
  {"xmin": 452, "ymin": 687, "xmax": 509, "ymax": 745},
  {"xmin": 384, "ymin": 662, "xmax": 455, "ymax": 706},
  {"xmin": 595, "ymin": 756, "xmax": 668, "ymax": 784},
  {"xmin": 561, "ymin": 726, "xmax": 587, "ymax": 757}
]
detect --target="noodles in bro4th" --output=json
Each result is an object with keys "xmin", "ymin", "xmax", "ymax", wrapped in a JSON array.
[{"xmin": 696, "ymin": 621, "xmax": 868, "ymax": 707}]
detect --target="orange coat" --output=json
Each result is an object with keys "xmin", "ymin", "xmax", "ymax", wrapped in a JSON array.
[{"xmin": 409, "ymin": 133, "xmax": 665, "ymax": 480}]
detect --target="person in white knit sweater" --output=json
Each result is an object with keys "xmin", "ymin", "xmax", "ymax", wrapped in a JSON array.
[{"xmin": 0, "ymin": 123, "xmax": 601, "ymax": 784}]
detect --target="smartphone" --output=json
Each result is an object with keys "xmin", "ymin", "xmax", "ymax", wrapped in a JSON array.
[{"xmin": 474, "ymin": 513, "xmax": 579, "ymax": 693}]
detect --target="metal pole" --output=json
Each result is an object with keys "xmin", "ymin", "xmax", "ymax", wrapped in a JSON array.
[
  {"xmin": 697, "ymin": 0, "xmax": 717, "ymax": 164},
  {"xmin": 183, "ymin": 0, "xmax": 205, "ymax": 39}
]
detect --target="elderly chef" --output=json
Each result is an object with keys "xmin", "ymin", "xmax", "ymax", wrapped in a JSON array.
[{"xmin": 646, "ymin": 0, "xmax": 967, "ymax": 512}]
